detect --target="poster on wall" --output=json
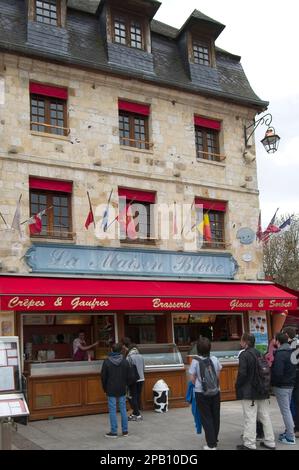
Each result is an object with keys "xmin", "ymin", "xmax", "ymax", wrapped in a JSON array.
[
  {"xmin": 249, "ymin": 312, "xmax": 269, "ymax": 354},
  {"xmin": 0, "ymin": 312, "xmax": 15, "ymax": 336}
]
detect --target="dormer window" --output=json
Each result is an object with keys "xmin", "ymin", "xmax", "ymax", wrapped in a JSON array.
[
  {"xmin": 193, "ymin": 40, "xmax": 211, "ymax": 66},
  {"xmin": 35, "ymin": 0, "xmax": 60, "ymax": 26},
  {"xmin": 113, "ymin": 13, "xmax": 144, "ymax": 50}
]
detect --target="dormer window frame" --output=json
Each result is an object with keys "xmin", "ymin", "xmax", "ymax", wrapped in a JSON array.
[
  {"xmin": 34, "ymin": 0, "xmax": 62, "ymax": 27},
  {"xmin": 190, "ymin": 34, "xmax": 216, "ymax": 68},
  {"xmin": 111, "ymin": 9, "xmax": 146, "ymax": 51}
]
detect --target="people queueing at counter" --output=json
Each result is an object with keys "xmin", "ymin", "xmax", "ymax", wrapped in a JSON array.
[{"xmin": 72, "ymin": 330, "xmax": 99, "ymax": 361}]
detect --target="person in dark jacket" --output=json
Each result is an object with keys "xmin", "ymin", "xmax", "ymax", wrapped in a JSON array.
[
  {"xmin": 283, "ymin": 327, "xmax": 299, "ymax": 438},
  {"xmin": 101, "ymin": 342, "xmax": 131, "ymax": 438},
  {"xmin": 235, "ymin": 333, "xmax": 275, "ymax": 450},
  {"xmin": 271, "ymin": 332, "xmax": 297, "ymax": 445}
]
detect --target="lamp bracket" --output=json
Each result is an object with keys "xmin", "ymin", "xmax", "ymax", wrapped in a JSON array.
[{"xmin": 244, "ymin": 113, "xmax": 273, "ymax": 147}]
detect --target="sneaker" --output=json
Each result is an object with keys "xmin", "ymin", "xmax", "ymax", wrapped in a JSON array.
[
  {"xmin": 128, "ymin": 414, "xmax": 143, "ymax": 421},
  {"xmin": 105, "ymin": 432, "xmax": 118, "ymax": 438},
  {"xmin": 260, "ymin": 442, "xmax": 276, "ymax": 450},
  {"xmin": 128, "ymin": 414, "xmax": 137, "ymax": 421},
  {"xmin": 279, "ymin": 432, "xmax": 287, "ymax": 440},
  {"xmin": 122, "ymin": 431, "xmax": 129, "ymax": 437},
  {"xmin": 278, "ymin": 436, "xmax": 296, "ymax": 445},
  {"xmin": 203, "ymin": 445, "xmax": 217, "ymax": 450}
]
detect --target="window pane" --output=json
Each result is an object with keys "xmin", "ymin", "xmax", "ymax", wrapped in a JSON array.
[
  {"xmin": 193, "ymin": 43, "xmax": 210, "ymax": 66},
  {"xmin": 35, "ymin": 0, "xmax": 58, "ymax": 26}
]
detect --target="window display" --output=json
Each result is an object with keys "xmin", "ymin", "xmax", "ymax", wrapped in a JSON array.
[
  {"xmin": 138, "ymin": 343, "xmax": 184, "ymax": 371},
  {"xmin": 95, "ymin": 315, "xmax": 115, "ymax": 359},
  {"xmin": 173, "ymin": 313, "xmax": 243, "ymax": 345}
]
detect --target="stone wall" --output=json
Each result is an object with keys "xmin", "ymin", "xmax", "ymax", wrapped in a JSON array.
[{"xmin": 0, "ymin": 52, "xmax": 263, "ymax": 279}]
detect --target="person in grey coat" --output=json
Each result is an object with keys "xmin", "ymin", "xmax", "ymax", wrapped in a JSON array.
[{"xmin": 122, "ymin": 338, "xmax": 145, "ymax": 421}]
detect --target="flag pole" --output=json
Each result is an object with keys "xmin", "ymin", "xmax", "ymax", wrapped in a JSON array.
[
  {"xmin": 0, "ymin": 211, "xmax": 9, "ymax": 229},
  {"xmin": 102, "ymin": 189, "xmax": 114, "ymax": 232},
  {"xmin": 180, "ymin": 200, "xmax": 195, "ymax": 236},
  {"xmin": 106, "ymin": 197, "xmax": 136, "ymax": 230},
  {"xmin": 87, "ymin": 191, "xmax": 96, "ymax": 228},
  {"xmin": 21, "ymin": 206, "xmax": 53, "ymax": 225}
]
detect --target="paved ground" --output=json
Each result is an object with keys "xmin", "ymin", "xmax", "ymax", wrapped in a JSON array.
[{"xmin": 11, "ymin": 399, "xmax": 299, "ymax": 451}]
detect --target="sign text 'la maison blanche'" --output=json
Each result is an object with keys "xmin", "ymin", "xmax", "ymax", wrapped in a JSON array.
[{"xmin": 24, "ymin": 244, "xmax": 239, "ymax": 279}]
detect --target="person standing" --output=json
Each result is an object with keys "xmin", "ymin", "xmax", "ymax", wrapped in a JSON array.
[
  {"xmin": 271, "ymin": 332, "xmax": 297, "ymax": 445},
  {"xmin": 72, "ymin": 330, "xmax": 98, "ymax": 361},
  {"xmin": 235, "ymin": 333, "xmax": 276, "ymax": 450},
  {"xmin": 101, "ymin": 342, "xmax": 131, "ymax": 438},
  {"xmin": 189, "ymin": 337, "xmax": 222, "ymax": 450},
  {"xmin": 122, "ymin": 338, "xmax": 145, "ymax": 421},
  {"xmin": 283, "ymin": 327, "xmax": 299, "ymax": 438}
]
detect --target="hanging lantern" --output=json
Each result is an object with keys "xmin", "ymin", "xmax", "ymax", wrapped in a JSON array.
[{"xmin": 261, "ymin": 127, "xmax": 280, "ymax": 154}]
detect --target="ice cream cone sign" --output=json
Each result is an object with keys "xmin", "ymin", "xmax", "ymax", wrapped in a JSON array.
[{"xmin": 272, "ymin": 310, "xmax": 288, "ymax": 335}]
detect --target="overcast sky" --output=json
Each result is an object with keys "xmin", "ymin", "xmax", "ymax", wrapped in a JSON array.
[{"xmin": 155, "ymin": 0, "xmax": 299, "ymax": 228}]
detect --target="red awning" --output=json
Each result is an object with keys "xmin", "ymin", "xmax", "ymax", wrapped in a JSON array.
[
  {"xmin": 30, "ymin": 83, "xmax": 68, "ymax": 100},
  {"xmin": 118, "ymin": 100, "xmax": 150, "ymax": 116},
  {"xmin": 29, "ymin": 177, "xmax": 73, "ymax": 193},
  {"xmin": 194, "ymin": 116, "xmax": 221, "ymax": 130},
  {"xmin": 0, "ymin": 276, "xmax": 297, "ymax": 312}
]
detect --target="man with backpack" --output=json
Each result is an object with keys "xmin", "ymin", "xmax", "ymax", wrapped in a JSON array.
[
  {"xmin": 235, "ymin": 333, "xmax": 276, "ymax": 450},
  {"xmin": 271, "ymin": 332, "xmax": 297, "ymax": 445},
  {"xmin": 189, "ymin": 337, "xmax": 222, "ymax": 450}
]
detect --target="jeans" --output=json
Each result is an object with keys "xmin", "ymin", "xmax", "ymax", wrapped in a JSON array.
[
  {"xmin": 273, "ymin": 387, "xmax": 295, "ymax": 440},
  {"xmin": 128, "ymin": 381, "xmax": 144, "ymax": 416},
  {"xmin": 107, "ymin": 396, "xmax": 128, "ymax": 434}
]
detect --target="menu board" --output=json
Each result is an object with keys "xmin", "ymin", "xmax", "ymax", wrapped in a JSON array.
[
  {"xmin": 0, "ymin": 337, "xmax": 21, "ymax": 393},
  {"xmin": 249, "ymin": 312, "xmax": 269, "ymax": 354},
  {"xmin": 0, "ymin": 394, "xmax": 29, "ymax": 418}
]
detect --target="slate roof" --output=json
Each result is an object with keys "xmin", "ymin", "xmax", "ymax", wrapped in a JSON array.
[{"xmin": 0, "ymin": 0, "xmax": 267, "ymax": 109}]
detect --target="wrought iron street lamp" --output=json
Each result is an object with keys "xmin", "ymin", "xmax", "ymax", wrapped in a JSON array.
[{"xmin": 244, "ymin": 113, "xmax": 280, "ymax": 154}]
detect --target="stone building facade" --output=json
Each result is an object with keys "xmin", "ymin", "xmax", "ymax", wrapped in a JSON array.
[{"xmin": 0, "ymin": 0, "xmax": 266, "ymax": 280}]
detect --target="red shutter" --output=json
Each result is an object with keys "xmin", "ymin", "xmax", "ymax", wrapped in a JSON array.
[
  {"xmin": 194, "ymin": 116, "xmax": 221, "ymax": 130},
  {"xmin": 118, "ymin": 100, "xmax": 150, "ymax": 116},
  {"xmin": 30, "ymin": 83, "xmax": 68, "ymax": 100},
  {"xmin": 118, "ymin": 188, "xmax": 156, "ymax": 203},
  {"xmin": 29, "ymin": 177, "xmax": 73, "ymax": 193},
  {"xmin": 195, "ymin": 198, "xmax": 227, "ymax": 212}
]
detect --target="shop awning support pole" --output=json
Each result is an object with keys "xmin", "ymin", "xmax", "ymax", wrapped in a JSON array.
[{"xmin": 0, "ymin": 418, "xmax": 13, "ymax": 450}]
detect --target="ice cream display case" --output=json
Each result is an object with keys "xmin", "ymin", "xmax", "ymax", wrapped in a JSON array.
[{"xmin": 138, "ymin": 343, "xmax": 185, "ymax": 372}]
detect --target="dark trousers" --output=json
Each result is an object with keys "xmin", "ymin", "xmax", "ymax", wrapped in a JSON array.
[
  {"xmin": 129, "ymin": 381, "xmax": 144, "ymax": 416},
  {"xmin": 293, "ymin": 382, "xmax": 299, "ymax": 431},
  {"xmin": 195, "ymin": 392, "xmax": 220, "ymax": 448}
]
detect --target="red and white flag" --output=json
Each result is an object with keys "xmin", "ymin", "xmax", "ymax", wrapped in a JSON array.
[{"xmin": 28, "ymin": 211, "xmax": 45, "ymax": 235}]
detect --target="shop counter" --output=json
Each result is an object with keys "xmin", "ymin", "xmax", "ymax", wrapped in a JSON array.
[{"xmin": 27, "ymin": 345, "xmax": 188, "ymax": 421}]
